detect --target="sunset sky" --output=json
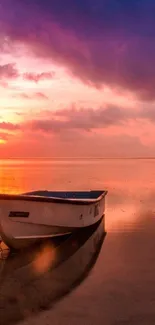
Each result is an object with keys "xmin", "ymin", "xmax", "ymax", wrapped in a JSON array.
[{"xmin": 1, "ymin": 0, "xmax": 155, "ymax": 157}]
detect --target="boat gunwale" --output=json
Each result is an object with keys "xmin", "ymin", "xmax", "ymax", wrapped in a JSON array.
[{"xmin": 0, "ymin": 191, "xmax": 108, "ymax": 205}]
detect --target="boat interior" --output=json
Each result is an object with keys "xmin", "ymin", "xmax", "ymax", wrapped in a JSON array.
[{"xmin": 23, "ymin": 190, "xmax": 106, "ymax": 199}]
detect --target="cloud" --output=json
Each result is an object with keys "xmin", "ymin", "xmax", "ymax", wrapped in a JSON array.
[
  {"xmin": 19, "ymin": 93, "xmax": 30, "ymax": 99},
  {"xmin": 0, "ymin": 122, "xmax": 20, "ymax": 131},
  {"xmin": 1, "ymin": 1, "xmax": 155, "ymax": 99},
  {"xmin": 1, "ymin": 127, "xmax": 151, "ymax": 158},
  {"xmin": 1, "ymin": 104, "xmax": 154, "ymax": 137},
  {"xmin": 0, "ymin": 105, "xmax": 129, "ymax": 135},
  {"xmin": 35, "ymin": 92, "xmax": 48, "ymax": 99},
  {"xmin": 0, "ymin": 81, "xmax": 9, "ymax": 88},
  {"xmin": 1, "ymin": 103, "xmax": 155, "ymax": 152},
  {"xmin": 23, "ymin": 71, "xmax": 55, "ymax": 83},
  {"xmin": 24, "ymin": 105, "xmax": 131, "ymax": 133},
  {"xmin": 140, "ymin": 105, "xmax": 155, "ymax": 122},
  {"xmin": 0, "ymin": 63, "xmax": 19, "ymax": 79},
  {"xmin": 0, "ymin": 132, "xmax": 9, "ymax": 141},
  {"xmin": 14, "ymin": 92, "xmax": 48, "ymax": 100},
  {"xmin": 0, "ymin": 102, "xmax": 154, "ymax": 156}
]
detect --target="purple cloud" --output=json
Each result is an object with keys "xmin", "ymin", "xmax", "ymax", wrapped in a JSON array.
[{"xmin": 1, "ymin": 1, "xmax": 155, "ymax": 99}]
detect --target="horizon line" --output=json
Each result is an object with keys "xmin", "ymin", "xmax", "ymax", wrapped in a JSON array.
[{"xmin": 1, "ymin": 156, "xmax": 155, "ymax": 160}]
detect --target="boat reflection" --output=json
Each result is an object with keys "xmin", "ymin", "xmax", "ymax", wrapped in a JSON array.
[{"xmin": 0, "ymin": 217, "xmax": 106, "ymax": 325}]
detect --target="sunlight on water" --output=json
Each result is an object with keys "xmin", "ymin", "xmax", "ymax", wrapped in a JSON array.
[
  {"xmin": 0, "ymin": 241, "xmax": 10, "ymax": 260},
  {"xmin": 32, "ymin": 243, "xmax": 56, "ymax": 275}
]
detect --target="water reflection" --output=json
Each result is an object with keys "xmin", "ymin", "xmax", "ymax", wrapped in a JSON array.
[
  {"xmin": 95, "ymin": 213, "xmax": 155, "ymax": 325},
  {"xmin": 1, "ymin": 157, "xmax": 155, "ymax": 195},
  {"xmin": 0, "ymin": 218, "xmax": 106, "ymax": 325}
]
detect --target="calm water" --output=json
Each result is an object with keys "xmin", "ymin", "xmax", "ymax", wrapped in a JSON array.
[{"xmin": 0, "ymin": 158, "xmax": 155, "ymax": 325}]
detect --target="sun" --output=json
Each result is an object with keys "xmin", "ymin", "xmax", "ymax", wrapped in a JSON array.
[{"xmin": 0, "ymin": 139, "xmax": 6, "ymax": 144}]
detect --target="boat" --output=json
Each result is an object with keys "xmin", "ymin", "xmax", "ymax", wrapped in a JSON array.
[
  {"xmin": 0, "ymin": 218, "xmax": 106, "ymax": 324},
  {"xmin": 0, "ymin": 190, "xmax": 107, "ymax": 249}
]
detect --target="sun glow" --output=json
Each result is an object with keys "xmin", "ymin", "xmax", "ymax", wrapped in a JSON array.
[{"xmin": 0, "ymin": 139, "xmax": 6, "ymax": 144}]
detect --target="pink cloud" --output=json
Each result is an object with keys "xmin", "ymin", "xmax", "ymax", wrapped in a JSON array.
[
  {"xmin": 14, "ymin": 92, "xmax": 48, "ymax": 100},
  {"xmin": 25, "ymin": 105, "xmax": 130, "ymax": 133},
  {"xmin": 0, "ymin": 81, "xmax": 9, "ymax": 88},
  {"xmin": 0, "ymin": 63, "xmax": 19, "ymax": 79},
  {"xmin": 0, "ymin": 122, "xmax": 20, "ymax": 131},
  {"xmin": 35, "ymin": 92, "xmax": 48, "ymax": 99},
  {"xmin": 0, "ymin": 105, "xmax": 130, "ymax": 139},
  {"xmin": 17, "ymin": 93, "xmax": 30, "ymax": 99},
  {"xmin": 1, "ymin": 103, "xmax": 155, "ymax": 157},
  {"xmin": 23, "ymin": 71, "xmax": 55, "ymax": 83},
  {"xmin": 0, "ymin": 103, "xmax": 154, "ymax": 157},
  {"xmin": 2, "ymin": 104, "xmax": 155, "ymax": 137}
]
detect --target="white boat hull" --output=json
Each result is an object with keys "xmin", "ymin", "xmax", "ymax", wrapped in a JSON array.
[{"xmin": 0, "ymin": 190, "xmax": 107, "ymax": 249}]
